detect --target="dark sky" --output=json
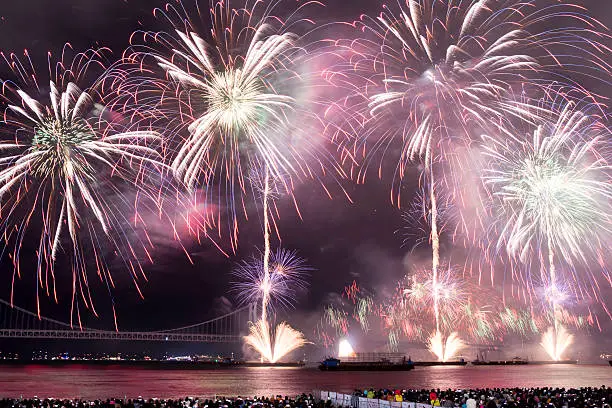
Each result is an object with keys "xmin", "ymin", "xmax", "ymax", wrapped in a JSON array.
[
  {"xmin": 0, "ymin": 0, "xmax": 609, "ymax": 359},
  {"xmin": 0, "ymin": 0, "xmax": 412, "ymax": 328}
]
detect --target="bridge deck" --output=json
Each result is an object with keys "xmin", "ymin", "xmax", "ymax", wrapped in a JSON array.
[
  {"xmin": 0, "ymin": 329, "xmax": 242, "ymax": 342},
  {"xmin": 0, "ymin": 299, "xmax": 256, "ymax": 343}
]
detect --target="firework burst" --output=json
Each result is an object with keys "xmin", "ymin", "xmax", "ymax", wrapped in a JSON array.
[
  {"xmin": 330, "ymin": 0, "xmax": 608, "ymax": 195},
  {"xmin": 231, "ymin": 247, "xmax": 311, "ymax": 314},
  {"xmin": 120, "ymin": 2, "xmax": 348, "ymax": 362},
  {"xmin": 402, "ymin": 267, "xmax": 468, "ymax": 318},
  {"xmin": 0, "ymin": 47, "xmax": 167, "ymax": 328},
  {"xmin": 123, "ymin": 0, "xmax": 349, "ymax": 249},
  {"xmin": 483, "ymin": 103, "xmax": 611, "ymax": 269},
  {"xmin": 482, "ymin": 101, "xmax": 611, "ymax": 357}
]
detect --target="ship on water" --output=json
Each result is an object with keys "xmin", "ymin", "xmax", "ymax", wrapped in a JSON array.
[
  {"xmin": 319, "ymin": 352, "xmax": 415, "ymax": 371},
  {"xmin": 472, "ymin": 356, "xmax": 528, "ymax": 366},
  {"xmin": 471, "ymin": 352, "xmax": 576, "ymax": 365},
  {"xmin": 412, "ymin": 360, "xmax": 468, "ymax": 366},
  {"xmin": 471, "ymin": 352, "xmax": 528, "ymax": 366}
]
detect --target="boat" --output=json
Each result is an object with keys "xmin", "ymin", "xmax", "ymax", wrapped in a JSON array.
[
  {"xmin": 412, "ymin": 360, "xmax": 468, "ymax": 366},
  {"xmin": 319, "ymin": 357, "xmax": 415, "ymax": 371},
  {"xmin": 471, "ymin": 355, "xmax": 528, "ymax": 366},
  {"xmin": 319, "ymin": 355, "xmax": 415, "ymax": 371},
  {"xmin": 528, "ymin": 360, "xmax": 578, "ymax": 365},
  {"xmin": 471, "ymin": 357, "xmax": 528, "ymax": 366}
]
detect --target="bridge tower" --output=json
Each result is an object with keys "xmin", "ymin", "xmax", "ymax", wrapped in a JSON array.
[{"xmin": 248, "ymin": 302, "xmax": 258, "ymax": 324}]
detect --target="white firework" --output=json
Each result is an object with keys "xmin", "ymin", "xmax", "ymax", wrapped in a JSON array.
[
  {"xmin": 0, "ymin": 49, "xmax": 165, "ymax": 327},
  {"xmin": 125, "ymin": 0, "xmax": 350, "ymax": 249},
  {"xmin": 482, "ymin": 103, "xmax": 611, "ymax": 268},
  {"xmin": 156, "ymin": 26, "xmax": 298, "ymax": 188}
]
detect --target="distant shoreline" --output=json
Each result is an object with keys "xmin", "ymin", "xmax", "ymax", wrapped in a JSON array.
[{"xmin": 0, "ymin": 360, "xmax": 307, "ymax": 369}]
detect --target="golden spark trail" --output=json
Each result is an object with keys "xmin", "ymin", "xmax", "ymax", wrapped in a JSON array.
[
  {"xmin": 543, "ymin": 235, "xmax": 572, "ymax": 360},
  {"xmin": 426, "ymin": 143, "xmax": 461, "ymax": 361},
  {"xmin": 244, "ymin": 165, "xmax": 313, "ymax": 363},
  {"xmin": 261, "ymin": 166, "xmax": 272, "ymax": 323},
  {"xmin": 549, "ymin": 238, "xmax": 558, "ymax": 342},
  {"xmin": 429, "ymin": 159, "xmax": 441, "ymax": 334}
]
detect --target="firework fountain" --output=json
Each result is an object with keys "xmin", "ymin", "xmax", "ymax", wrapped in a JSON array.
[
  {"xmin": 338, "ymin": 339, "xmax": 356, "ymax": 358},
  {"xmin": 243, "ymin": 319, "xmax": 308, "ymax": 364},
  {"xmin": 234, "ymin": 172, "xmax": 311, "ymax": 361},
  {"xmin": 540, "ymin": 325, "xmax": 574, "ymax": 362},
  {"xmin": 402, "ymin": 267, "xmax": 468, "ymax": 360}
]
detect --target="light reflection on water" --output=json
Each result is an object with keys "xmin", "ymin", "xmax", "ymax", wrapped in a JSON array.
[{"xmin": 0, "ymin": 365, "xmax": 610, "ymax": 399}]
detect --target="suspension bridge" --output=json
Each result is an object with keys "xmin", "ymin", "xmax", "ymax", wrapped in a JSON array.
[{"xmin": 0, "ymin": 298, "xmax": 257, "ymax": 343}]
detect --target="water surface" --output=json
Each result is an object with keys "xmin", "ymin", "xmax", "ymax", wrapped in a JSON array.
[{"xmin": 0, "ymin": 365, "xmax": 609, "ymax": 399}]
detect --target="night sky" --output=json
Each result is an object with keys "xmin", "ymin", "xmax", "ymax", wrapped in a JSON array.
[{"xmin": 0, "ymin": 0, "xmax": 609, "ymax": 359}]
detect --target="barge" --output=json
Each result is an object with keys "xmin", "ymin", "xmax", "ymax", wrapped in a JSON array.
[{"xmin": 319, "ymin": 353, "xmax": 415, "ymax": 371}]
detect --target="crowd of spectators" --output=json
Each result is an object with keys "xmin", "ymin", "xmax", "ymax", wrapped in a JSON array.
[
  {"xmin": 353, "ymin": 386, "xmax": 611, "ymax": 408},
  {"xmin": 0, "ymin": 396, "xmax": 322, "ymax": 408},
  {"xmin": 0, "ymin": 387, "xmax": 610, "ymax": 408}
]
